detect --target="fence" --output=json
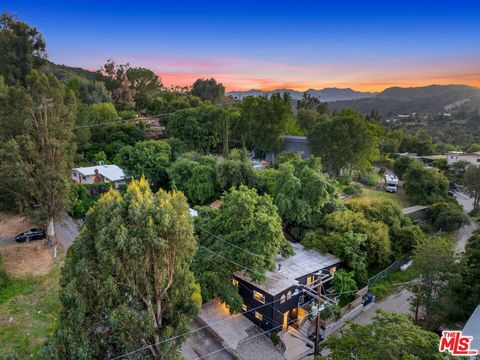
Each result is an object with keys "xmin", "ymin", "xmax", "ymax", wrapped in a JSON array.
[{"xmin": 368, "ymin": 254, "xmax": 410, "ymax": 287}]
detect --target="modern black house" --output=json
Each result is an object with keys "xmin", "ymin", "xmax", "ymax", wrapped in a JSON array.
[
  {"xmin": 265, "ymin": 135, "xmax": 312, "ymax": 162},
  {"xmin": 233, "ymin": 242, "xmax": 341, "ymax": 334}
]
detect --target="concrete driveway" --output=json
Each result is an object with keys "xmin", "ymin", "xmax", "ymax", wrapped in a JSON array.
[{"xmin": 54, "ymin": 210, "xmax": 80, "ymax": 250}]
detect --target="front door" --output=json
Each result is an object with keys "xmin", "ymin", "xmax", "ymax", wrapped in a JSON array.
[{"xmin": 283, "ymin": 311, "xmax": 289, "ymax": 332}]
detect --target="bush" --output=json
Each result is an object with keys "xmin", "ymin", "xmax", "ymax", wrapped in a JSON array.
[
  {"xmin": 378, "ymin": 167, "xmax": 386, "ymax": 175},
  {"xmin": 343, "ymin": 184, "xmax": 362, "ymax": 197},
  {"xmin": 357, "ymin": 172, "xmax": 378, "ymax": 187},
  {"xmin": 337, "ymin": 175, "xmax": 352, "ymax": 186},
  {"xmin": 271, "ymin": 332, "xmax": 280, "ymax": 346},
  {"xmin": 0, "ymin": 252, "xmax": 11, "ymax": 291},
  {"xmin": 430, "ymin": 202, "xmax": 469, "ymax": 232}
]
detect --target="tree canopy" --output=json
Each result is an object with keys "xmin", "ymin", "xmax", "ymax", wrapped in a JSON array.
[
  {"xmin": 41, "ymin": 179, "xmax": 201, "ymax": 359},
  {"xmin": 404, "ymin": 163, "xmax": 449, "ymax": 204}
]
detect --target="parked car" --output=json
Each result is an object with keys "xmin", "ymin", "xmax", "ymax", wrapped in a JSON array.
[{"xmin": 15, "ymin": 229, "xmax": 46, "ymax": 243}]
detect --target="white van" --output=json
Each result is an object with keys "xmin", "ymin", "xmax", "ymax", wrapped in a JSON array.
[{"xmin": 384, "ymin": 174, "xmax": 399, "ymax": 193}]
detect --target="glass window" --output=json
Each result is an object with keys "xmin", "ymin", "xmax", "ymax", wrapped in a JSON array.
[
  {"xmin": 280, "ymin": 294, "xmax": 286, "ymax": 304},
  {"xmin": 306, "ymin": 276, "xmax": 313, "ymax": 285},
  {"xmin": 242, "ymin": 304, "xmax": 247, "ymax": 311},
  {"xmin": 330, "ymin": 266, "xmax": 337, "ymax": 273},
  {"xmin": 255, "ymin": 311, "xmax": 263, "ymax": 321},
  {"xmin": 287, "ymin": 290, "xmax": 292, "ymax": 300},
  {"xmin": 253, "ymin": 290, "xmax": 265, "ymax": 304},
  {"xmin": 232, "ymin": 278, "xmax": 238, "ymax": 286}
]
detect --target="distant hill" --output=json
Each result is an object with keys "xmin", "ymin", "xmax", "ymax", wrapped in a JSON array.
[
  {"xmin": 41, "ymin": 60, "xmax": 99, "ymax": 81},
  {"xmin": 328, "ymin": 84, "xmax": 480, "ymax": 115},
  {"xmin": 227, "ymin": 88, "xmax": 376, "ymax": 102}
]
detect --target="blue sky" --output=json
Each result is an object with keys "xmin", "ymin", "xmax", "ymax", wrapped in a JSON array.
[{"xmin": 3, "ymin": 1, "xmax": 480, "ymax": 90}]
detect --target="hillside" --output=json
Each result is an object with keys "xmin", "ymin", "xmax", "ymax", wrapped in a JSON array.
[
  {"xmin": 41, "ymin": 60, "xmax": 100, "ymax": 81},
  {"xmin": 328, "ymin": 84, "xmax": 480, "ymax": 115},
  {"xmin": 227, "ymin": 87, "xmax": 376, "ymax": 102}
]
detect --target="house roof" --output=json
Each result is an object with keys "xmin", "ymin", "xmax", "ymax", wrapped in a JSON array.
[
  {"xmin": 462, "ymin": 305, "xmax": 480, "ymax": 355},
  {"xmin": 235, "ymin": 242, "xmax": 340, "ymax": 296},
  {"xmin": 402, "ymin": 205, "xmax": 429, "ymax": 215},
  {"xmin": 210, "ymin": 200, "xmax": 224, "ymax": 209},
  {"xmin": 73, "ymin": 164, "xmax": 126, "ymax": 182}
]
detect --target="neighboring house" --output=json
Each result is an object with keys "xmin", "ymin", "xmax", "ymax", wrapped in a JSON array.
[
  {"xmin": 72, "ymin": 164, "xmax": 126, "ymax": 189},
  {"xmin": 266, "ymin": 135, "xmax": 311, "ymax": 162},
  {"xmin": 233, "ymin": 242, "xmax": 341, "ymax": 334},
  {"xmin": 447, "ymin": 151, "xmax": 480, "ymax": 166},
  {"xmin": 462, "ymin": 305, "xmax": 480, "ymax": 358},
  {"xmin": 418, "ymin": 154, "xmax": 446, "ymax": 167}
]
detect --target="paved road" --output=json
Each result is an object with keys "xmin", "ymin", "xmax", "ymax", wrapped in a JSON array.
[
  {"xmin": 0, "ymin": 236, "xmax": 15, "ymax": 247},
  {"xmin": 453, "ymin": 191, "xmax": 477, "ymax": 253},
  {"xmin": 54, "ymin": 211, "xmax": 81, "ymax": 249},
  {"xmin": 181, "ymin": 319, "xmax": 234, "ymax": 360},
  {"xmin": 353, "ymin": 288, "xmax": 413, "ymax": 325}
]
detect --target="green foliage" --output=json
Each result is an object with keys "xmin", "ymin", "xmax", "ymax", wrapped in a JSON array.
[
  {"xmin": 193, "ymin": 185, "xmax": 291, "ymax": 311},
  {"xmin": 0, "ymin": 70, "xmax": 76, "ymax": 223},
  {"xmin": 119, "ymin": 140, "xmax": 172, "ymax": 190},
  {"xmin": 357, "ymin": 171, "xmax": 378, "ymax": 187},
  {"xmin": 0, "ymin": 13, "xmax": 46, "ymax": 85},
  {"xmin": 0, "ymin": 253, "xmax": 11, "ymax": 294},
  {"xmin": 370, "ymin": 266, "xmax": 417, "ymax": 300},
  {"xmin": 273, "ymin": 158, "xmax": 338, "ymax": 235},
  {"xmin": 216, "ymin": 158, "xmax": 254, "ymax": 192},
  {"xmin": 191, "ymin": 78, "xmax": 225, "ymax": 103},
  {"xmin": 252, "ymin": 168, "xmax": 279, "ymax": 195},
  {"xmin": 400, "ymin": 131, "xmax": 436, "ymax": 156},
  {"xmin": 41, "ymin": 179, "xmax": 201, "ymax": 359},
  {"xmin": 67, "ymin": 76, "xmax": 111, "ymax": 105},
  {"xmin": 464, "ymin": 165, "xmax": 480, "ymax": 208},
  {"xmin": 331, "ymin": 269, "xmax": 358, "ymax": 304},
  {"xmin": 466, "ymin": 143, "xmax": 480, "ymax": 153},
  {"xmin": 343, "ymin": 184, "xmax": 362, "ymax": 197},
  {"xmin": 168, "ymin": 156, "xmax": 217, "ymax": 205},
  {"xmin": 236, "ymin": 93, "xmax": 293, "ymax": 156},
  {"xmin": 429, "ymin": 201, "xmax": 469, "ymax": 232},
  {"xmin": 404, "ymin": 163, "xmax": 449, "ymax": 204},
  {"xmin": 320, "ymin": 310, "xmax": 444, "ymax": 359},
  {"xmin": 413, "ymin": 236, "xmax": 460, "ymax": 329},
  {"xmin": 393, "ymin": 156, "xmax": 416, "ymax": 179},
  {"xmin": 308, "ymin": 109, "xmax": 381, "ymax": 174},
  {"xmin": 166, "ymin": 103, "xmax": 225, "ymax": 154}
]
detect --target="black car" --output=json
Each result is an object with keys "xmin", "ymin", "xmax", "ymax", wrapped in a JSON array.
[{"xmin": 15, "ymin": 228, "xmax": 46, "ymax": 243}]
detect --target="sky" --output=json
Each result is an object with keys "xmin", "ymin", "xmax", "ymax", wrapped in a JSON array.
[{"xmin": 3, "ymin": 1, "xmax": 480, "ymax": 92}]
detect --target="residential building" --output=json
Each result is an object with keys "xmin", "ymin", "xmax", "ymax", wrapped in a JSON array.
[
  {"xmin": 447, "ymin": 151, "xmax": 480, "ymax": 166},
  {"xmin": 233, "ymin": 242, "xmax": 341, "ymax": 334},
  {"xmin": 71, "ymin": 164, "xmax": 126, "ymax": 189},
  {"xmin": 266, "ymin": 135, "xmax": 311, "ymax": 162},
  {"xmin": 402, "ymin": 205, "xmax": 430, "ymax": 225}
]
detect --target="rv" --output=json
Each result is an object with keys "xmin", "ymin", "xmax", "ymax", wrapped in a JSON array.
[{"xmin": 384, "ymin": 174, "xmax": 399, "ymax": 193}]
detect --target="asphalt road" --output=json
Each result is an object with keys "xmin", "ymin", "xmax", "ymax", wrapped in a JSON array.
[
  {"xmin": 453, "ymin": 191, "xmax": 477, "ymax": 253},
  {"xmin": 0, "ymin": 236, "xmax": 15, "ymax": 247}
]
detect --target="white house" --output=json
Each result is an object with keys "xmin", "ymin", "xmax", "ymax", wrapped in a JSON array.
[
  {"xmin": 447, "ymin": 151, "xmax": 480, "ymax": 166},
  {"xmin": 72, "ymin": 164, "xmax": 126, "ymax": 189}
]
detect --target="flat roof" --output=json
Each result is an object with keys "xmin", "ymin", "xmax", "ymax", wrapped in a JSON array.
[
  {"xmin": 462, "ymin": 305, "xmax": 480, "ymax": 355},
  {"xmin": 73, "ymin": 164, "xmax": 125, "ymax": 182},
  {"xmin": 402, "ymin": 205, "xmax": 429, "ymax": 215},
  {"xmin": 235, "ymin": 243, "xmax": 340, "ymax": 295},
  {"xmin": 420, "ymin": 154, "xmax": 446, "ymax": 160}
]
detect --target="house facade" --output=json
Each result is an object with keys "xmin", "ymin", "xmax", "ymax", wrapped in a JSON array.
[
  {"xmin": 233, "ymin": 242, "xmax": 341, "ymax": 333},
  {"xmin": 71, "ymin": 164, "xmax": 126, "ymax": 189},
  {"xmin": 447, "ymin": 151, "xmax": 480, "ymax": 166},
  {"xmin": 266, "ymin": 136, "xmax": 312, "ymax": 162}
]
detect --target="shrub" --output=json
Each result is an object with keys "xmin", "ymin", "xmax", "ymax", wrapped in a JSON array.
[
  {"xmin": 343, "ymin": 184, "xmax": 362, "ymax": 197},
  {"xmin": 357, "ymin": 172, "xmax": 378, "ymax": 187},
  {"xmin": 0, "ymin": 252, "xmax": 11, "ymax": 291},
  {"xmin": 430, "ymin": 202, "xmax": 469, "ymax": 232}
]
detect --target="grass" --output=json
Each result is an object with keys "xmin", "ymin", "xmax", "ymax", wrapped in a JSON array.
[
  {"xmin": 347, "ymin": 186, "xmax": 412, "ymax": 209},
  {"xmin": 370, "ymin": 266, "xmax": 417, "ymax": 301},
  {"xmin": 0, "ymin": 266, "xmax": 61, "ymax": 358}
]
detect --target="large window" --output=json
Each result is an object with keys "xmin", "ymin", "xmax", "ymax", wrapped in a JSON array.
[
  {"xmin": 242, "ymin": 304, "xmax": 247, "ymax": 311},
  {"xmin": 287, "ymin": 290, "xmax": 292, "ymax": 300},
  {"xmin": 253, "ymin": 290, "xmax": 265, "ymax": 304},
  {"xmin": 307, "ymin": 276, "xmax": 313, "ymax": 285},
  {"xmin": 255, "ymin": 311, "xmax": 263, "ymax": 321},
  {"xmin": 280, "ymin": 294, "xmax": 286, "ymax": 304},
  {"xmin": 231, "ymin": 278, "xmax": 238, "ymax": 286}
]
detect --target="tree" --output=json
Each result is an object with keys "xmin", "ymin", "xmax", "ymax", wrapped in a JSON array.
[
  {"xmin": 413, "ymin": 237, "xmax": 460, "ymax": 329},
  {"xmin": 193, "ymin": 185, "xmax": 292, "ymax": 311},
  {"xmin": 320, "ymin": 310, "xmax": 445, "ymax": 359},
  {"xmin": 0, "ymin": 13, "xmax": 46, "ymax": 85},
  {"xmin": 40, "ymin": 179, "xmax": 201, "ymax": 359},
  {"xmin": 331, "ymin": 269, "xmax": 358, "ymax": 304},
  {"xmin": 168, "ymin": 156, "xmax": 217, "ymax": 205},
  {"xmin": 466, "ymin": 143, "xmax": 480, "ymax": 153},
  {"xmin": 119, "ymin": 140, "xmax": 172, "ymax": 191},
  {"xmin": 308, "ymin": 110, "xmax": 381, "ymax": 175},
  {"xmin": 297, "ymin": 108, "xmax": 324, "ymax": 134},
  {"xmin": 429, "ymin": 201, "xmax": 469, "ymax": 233},
  {"xmin": 404, "ymin": 163, "xmax": 449, "ymax": 204},
  {"xmin": 297, "ymin": 93, "xmax": 328, "ymax": 114},
  {"xmin": 99, "ymin": 59, "xmax": 136, "ymax": 110},
  {"xmin": 127, "ymin": 67, "xmax": 162, "ymax": 110},
  {"xmin": 236, "ymin": 94, "xmax": 293, "ymax": 156},
  {"xmin": 166, "ymin": 104, "xmax": 224, "ymax": 154},
  {"xmin": 67, "ymin": 76, "xmax": 112, "ymax": 105},
  {"xmin": 393, "ymin": 156, "xmax": 416, "ymax": 179},
  {"xmin": 216, "ymin": 158, "xmax": 254, "ymax": 193},
  {"xmin": 191, "ymin": 78, "xmax": 225, "ymax": 103},
  {"xmin": 0, "ymin": 70, "xmax": 76, "ymax": 245},
  {"xmin": 464, "ymin": 165, "xmax": 480, "ymax": 209}
]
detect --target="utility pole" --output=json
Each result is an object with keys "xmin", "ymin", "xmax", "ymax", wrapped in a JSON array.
[
  {"xmin": 414, "ymin": 276, "xmax": 423, "ymax": 325},
  {"xmin": 314, "ymin": 274, "xmax": 323, "ymax": 357}
]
